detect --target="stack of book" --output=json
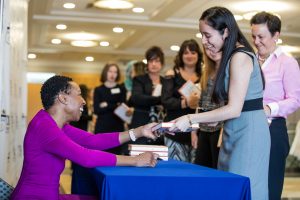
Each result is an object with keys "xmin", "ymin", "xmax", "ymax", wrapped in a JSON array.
[{"xmin": 128, "ymin": 144, "xmax": 168, "ymax": 161}]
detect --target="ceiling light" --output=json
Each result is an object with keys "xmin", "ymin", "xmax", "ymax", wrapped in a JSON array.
[
  {"xmin": 64, "ymin": 32, "xmax": 100, "ymax": 40},
  {"xmin": 132, "ymin": 7, "xmax": 144, "ymax": 13},
  {"xmin": 28, "ymin": 53, "xmax": 37, "ymax": 59},
  {"xmin": 196, "ymin": 33, "xmax": 202, "ymax": 38},
  {"xmin": 281, "ymin": 45, "xmax": 300, "ymax": 53},
  {"xmin": 113, "ymin": 27, "xmax": 124, "ymax": 33},
  {"xmin": 85, "ymin": 56, "xmax": 94, "ymax": 62},
  {"xmin": 277, "ymin": 39, "xmax": 283, "ymax": 44},
  {"xmin": 63, "ymin": 3, "xmax": 76, "ymax": 9},
  {"xmin": 100, "ymin": 41, "xmax": 110, "ymax": 47},
  {"xmin": 234, "ymin": 15, "xmax": 243, "ymax": 21},
  {"xmin": 56, "ymin": 24, "xmax": 67, "ymax": 30},
  {"xmin": 71, "ymin": 40, "xmax": 98, "ymax": 47},
  {"xmin": 170, "ymin": 45, "xmax": 180, "ymax": 52},
  {"xmin": 27, "ymin": 72, "xmax": 55, "ymax": 84},
  {"xmin": 93, "ymin": 0, "xmax": 133, "ymax": 9},
  {"xmin": 51, "ymin": 39, "xmax": 61, "ymax": 44},
  {"xmin": 232, "ymin": 1, "xmax": 291, "ymax": 12}
]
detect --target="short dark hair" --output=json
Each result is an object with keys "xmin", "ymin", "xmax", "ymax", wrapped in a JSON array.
[
  {"xmin": 250, "ymin": 11, "xmax": 281, "ymax": 36},
  {"xmin": 100, "ymin": 63, "xmax": 121, "ymax": 83},
  {"xmin": 174, "ymin": 39, "xmax": 203, "ymax": 77},
  {"xmin": 40, "ymin": 75, "xmax": 73, "ymax": 110},
  {"xmin": 145, "ymin": 46, "xmax": 165, "ymax": 65}
]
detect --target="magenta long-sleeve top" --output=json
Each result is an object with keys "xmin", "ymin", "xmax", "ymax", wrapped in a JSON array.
[{"xmin": 11, "ymin": 109, "xmax": 120, "ymax": 200}]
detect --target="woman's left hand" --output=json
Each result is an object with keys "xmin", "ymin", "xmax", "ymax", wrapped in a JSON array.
[{"xmin": 169, "ymin": 115, "xmax": 191, "ymax": 132}]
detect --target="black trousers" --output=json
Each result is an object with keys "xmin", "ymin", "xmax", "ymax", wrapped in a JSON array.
[
  {"xmin": 268, "ymin": 118, "xmax": 290, "ymax": 200},
  {"xmin": 194, "ymin": 129, "xmax": 220, "ymax": 169}
]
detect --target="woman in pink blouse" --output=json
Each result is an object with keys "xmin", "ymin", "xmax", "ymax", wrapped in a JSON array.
[
  {"xmin": 11, "ymin": 75, "xmax": 159, "ymax": 200},
  {"xmin": 251, "ymin": 12, "xmax": 300, "ymax": 200}
]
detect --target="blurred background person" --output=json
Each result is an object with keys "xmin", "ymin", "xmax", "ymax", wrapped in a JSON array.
[
  {"xmin": 70, "ymin": 84, "xmax": 92, "ymax": 131},
  {"xmin": 124, "ymin": 60, "xmax": 146, "ymax": 100},
  {"xmin": 192, "ymin": 49, "xmax": 224, "ymax": 169},
  {"xmin": 93, "ymin": 63, "xmax": 127, "ymax": 154},
  {"xmin": 251, "ymin": 12, "xmax": 300, "ymax": 200},
  {"xmin": 128, "ymin": 46, "xmax": 166, "ymax": 147},
  {"xmin": 162, "ymin": 39, "xmax": 203, "ymax": 162},
  {"xmin": 70, "ymin": 84, "xmax": 94, "ymax": 195}
]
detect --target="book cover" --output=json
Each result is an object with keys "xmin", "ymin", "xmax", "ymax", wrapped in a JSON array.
[
  {"xmin": 178, "ymin": 80, "xmax": 201, "ymax": 98},
  {"xmin": 129, "ymin": 150, "xmax": 168, "ymax": 156},
  {"xmin": 129, "ymin": 155, "xmax": 168, "ymax": 161},
  {"xmin": 128, "ymin": 144, "xmax": 168, "ymax": 152},
  {"xmin": 151, "ymin": 122, "xmax": 199, "ymax": 135},
  {"xmin": 114, "ymin": 103, "xmax": 132, "ymax": 124}
]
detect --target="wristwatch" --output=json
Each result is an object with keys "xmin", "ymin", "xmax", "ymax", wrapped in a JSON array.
[{"xmin": 128, "ymin": 129, "xmax": 137, "ymax": 141}]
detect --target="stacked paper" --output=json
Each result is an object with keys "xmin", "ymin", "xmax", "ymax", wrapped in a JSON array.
[
  {"xmin": 128, "ymin": 144, "xmax": 168, "ymax": 161},
  {"xmin": 114, "ymin": 103, "xmax": 132, "ymax": 124}
]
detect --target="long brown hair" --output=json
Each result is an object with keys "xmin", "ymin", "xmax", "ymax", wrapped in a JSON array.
[{"xmin": 200, "ymin": 50, "xmax": 218, "ymax": 91}]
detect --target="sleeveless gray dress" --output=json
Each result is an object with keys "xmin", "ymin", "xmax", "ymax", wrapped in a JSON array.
[{"xmin": 218, "ymin": 49, "xmax": 270, "ymax": 200}]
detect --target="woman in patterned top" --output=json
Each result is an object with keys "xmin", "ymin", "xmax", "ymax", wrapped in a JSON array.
[{"xmin": 192, "ymin": 48, "xmax": 224, "ymax": 169}]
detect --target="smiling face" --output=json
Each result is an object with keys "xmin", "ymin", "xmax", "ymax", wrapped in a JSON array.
[
  {"xmin": 251, "ymin": 23, "xmax": 279, "ymax": 58},
  {"xmin": 199, "ymin": 20, "xmax": 226, "ymax": 54},
  {"xmin": 182, "ymin": 47, "xmax": 199, "ymax": 68},
  {"xmin": 64, "ymin": 82, "xmax": 86, "ymax": 122}
]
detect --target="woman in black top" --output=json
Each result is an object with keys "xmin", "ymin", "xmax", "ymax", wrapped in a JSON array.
[
  {"xmin": 93, "ymin": 63, "xmax": 127, "ymax": 154},
  {"xmin": 129, "ymin": 46, "xmax": 166, "ymax": 145},
  {"xmin": 162, "ymin": 39, "xmax": 203, "ymax": 162}
]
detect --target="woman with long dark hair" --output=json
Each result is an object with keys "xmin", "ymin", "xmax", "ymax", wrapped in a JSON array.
[{"xmin": 170, "ymin": 7, "xmax": 270, "ymax": 199}]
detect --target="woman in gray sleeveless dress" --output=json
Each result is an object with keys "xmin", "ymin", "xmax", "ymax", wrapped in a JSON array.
[{"xmin": 170, "ymin": 7, "xmax": 270, "ymax": 200}]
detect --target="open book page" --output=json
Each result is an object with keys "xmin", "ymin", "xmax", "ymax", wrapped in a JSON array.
[
  {"xmin": 178, "ymin": 80, "xmax": 201, "ymax": 98},
  {"xmin": 114, "ymin": 103, "xmax": 132, "ymax": 124}
]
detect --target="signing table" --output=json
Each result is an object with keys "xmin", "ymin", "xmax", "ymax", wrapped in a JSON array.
[{"xmin": 91, "ymin": 160, "xmax": 250, "ymax": 200}]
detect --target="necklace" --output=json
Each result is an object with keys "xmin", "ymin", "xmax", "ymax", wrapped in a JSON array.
[{"xmin": 258, "ymin": 54, "xmax": 270, "ymax": 63}]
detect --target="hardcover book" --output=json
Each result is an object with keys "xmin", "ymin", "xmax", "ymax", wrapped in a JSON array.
[
  {"xmin": 178, "ymin": 80, "xmax": 201, "ymax": 98},
  {"xmin": 151, "ymin": 122, "xmax": 199, "ymax": 135},
  {"xmin": 128, "ymin": 144, "xmax": 168, "ymax": 152}
]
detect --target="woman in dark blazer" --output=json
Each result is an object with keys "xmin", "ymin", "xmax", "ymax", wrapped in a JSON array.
[{"xmin": 129, "ymin": 46, "xmax": 166, "ymax": 146}]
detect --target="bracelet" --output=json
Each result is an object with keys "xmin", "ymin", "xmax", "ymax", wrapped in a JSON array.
[
  {"xmin": 128, "ymin": 129, "xmax": 137, "ymax": 141},
  {"xmin": 187, "ymin": 114, "xmax": 192, "ymax": 126}
]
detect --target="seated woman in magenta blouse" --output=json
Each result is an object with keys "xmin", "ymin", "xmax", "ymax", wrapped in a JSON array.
[{"xmin": 11, "ymin": 75, "xmax": 159, "ymax": 200}]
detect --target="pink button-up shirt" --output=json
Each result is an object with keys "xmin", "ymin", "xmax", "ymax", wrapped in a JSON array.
[{"xmin": 260, "ymin": 46, "xmax": 300, "ymax": 118}]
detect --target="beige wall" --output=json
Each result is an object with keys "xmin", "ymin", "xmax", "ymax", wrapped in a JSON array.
[{"xmin": 27, "ymin": 84, "xmax": 43, "ymax": 123}]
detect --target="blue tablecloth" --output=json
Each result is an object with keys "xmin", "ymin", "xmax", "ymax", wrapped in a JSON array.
[{"xmin": 91, "ymin": 160, "xmax": 251, "ymax": 200}]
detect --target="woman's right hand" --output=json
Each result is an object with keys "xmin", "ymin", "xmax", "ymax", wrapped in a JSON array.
[
  {"xmin": 188, "ymin": 92, "xmax": 200, "ymax": 109},
  {"xmin": 126, "ymin": 107, "xmax": 134, "ymax": 116},
  {"xmin": 135, "ymin": 152, "xmax": 159, "ymax": 167}
]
